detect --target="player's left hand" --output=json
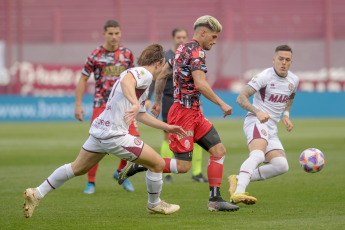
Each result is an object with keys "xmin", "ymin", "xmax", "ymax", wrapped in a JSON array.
[
  {"xmin": 165, "ymin": 125, "xmax": 187, "ymax": 137},
  {"xmin": 282, "ymin": 116, "xmax": 293, "ymax": 132},
  {"xmin": 151, "ymin": 102, "xmax": 161, "ymax": 118},
  {"xmin": 124, "ymin": 104, "xmax": 140, "ymax": 125},
  {"xmin": 220, "ymin": 103, "xmax": 233, "ymax": 118}
]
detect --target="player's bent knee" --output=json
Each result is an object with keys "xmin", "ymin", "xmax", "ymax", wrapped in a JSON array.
[
  {"xmin": 272, "ymin": 157, "xmax": 289, "ymax": 175},
  {"xmin": 148, "ymin": 158, "xmax": 165, "ymax": 173},
  {"xmin": 209, "ymin": 143, "xmax": 226, "ymax": 158},
  {"xmin": 250, "ymin": 149, "xmax": 265, "ymax": 163},
  {"xmin": 176, "ymin": 161, "xmax": 192, "ymax": 173}
]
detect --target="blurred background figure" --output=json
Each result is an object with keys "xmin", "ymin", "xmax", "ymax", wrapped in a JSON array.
[{"xmin": 75, "ymin": 19, "xmax": 137, "ymax": 193}]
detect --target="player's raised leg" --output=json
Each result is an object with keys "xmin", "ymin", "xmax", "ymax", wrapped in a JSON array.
[{"xmin": 23, "ymin": 148, "xmax": 106, "ymax": 218}]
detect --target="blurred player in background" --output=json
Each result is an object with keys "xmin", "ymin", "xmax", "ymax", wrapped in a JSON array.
[
  {"xmin": 119, "ymin": 15, "xmax": 239, "ymax": 212},
  {"xmin": 23, "ymin": 44, "xmax": 185, "ymax": 218},
  {"xmin": 228, "ymin": 45, "xmax": 299, "ymax": 205},
  {"xmin": 147, "ymin": 27, "xmax": 208, "ymax": 183},
  {"xmin": 74, "ymin": 19, "xmax": 136, "ymax": 193}
]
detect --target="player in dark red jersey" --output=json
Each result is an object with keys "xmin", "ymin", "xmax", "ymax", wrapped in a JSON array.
[
  {"xmin": 74, "ymin": 19, "xmax": 136, "ymax": 193},
  {"xmin": 118, "ymin": 15, "xmax": 239, "ymax": 212}
]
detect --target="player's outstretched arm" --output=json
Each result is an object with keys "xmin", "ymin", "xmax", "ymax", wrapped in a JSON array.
[
  {"xmin": 136, "ymin": 112, "xmax": 186, "ymax": 136},
  {"xmin": 137, "ymin": 113, "xmax": 186, "ymax": 136},
  {"xmin": 192, "ymin": 70, "xmax": 232, "ymax": 117},
  {"xmin": 282, "ymin": 93, "xmax": 296, "ymax": 132},
  {"xmin": 237, "ymin": 85, "xmax": 270, "ymax": 123},
  {"xmin": 151, "ymin": 63, "xmax": 172, "ymax": 117},
  {"xmin": 74, "ymin": 74, "xmax": 89, "ymax": 121},
  {"xmin": 121, "ymin": 73, "xmax": 140, "ymax": 125}
]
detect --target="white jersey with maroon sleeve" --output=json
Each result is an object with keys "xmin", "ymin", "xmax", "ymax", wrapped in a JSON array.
[
  {"xmin": 248, "ymin": 67, "xmax": 299, "ymax": 123},
  {"xmin": 89, "ymin": 67, "xmax": 152, "ymax": 139}
]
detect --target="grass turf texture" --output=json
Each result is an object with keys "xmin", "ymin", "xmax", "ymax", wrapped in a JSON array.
[{"xmin": 1, "ymin": 119, "xmax": 344, "ymax": 229}]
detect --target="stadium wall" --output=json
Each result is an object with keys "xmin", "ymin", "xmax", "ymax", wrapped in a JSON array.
[{"xmin": 0, "ymin": 92, "xmax": 344, "ymax": 122}]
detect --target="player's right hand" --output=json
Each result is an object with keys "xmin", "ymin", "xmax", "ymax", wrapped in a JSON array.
[
  {"xmin": 151, "ymin": 102, "xmax": 161, "ymax": 118},
  {"xmin": 256, "ymin": 111, "xmax": 270, "ymax": 123},
  {"xmin": 75, "ymin": 105, "xmax": 85, "ymax": 121}
]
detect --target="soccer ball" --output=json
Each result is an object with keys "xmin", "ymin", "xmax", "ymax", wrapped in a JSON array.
[{"xmin": 299, "ymin": 148, "xmax": 325, "ymax": 173}]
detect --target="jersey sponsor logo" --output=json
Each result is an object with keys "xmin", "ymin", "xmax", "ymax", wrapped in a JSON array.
[
  {"xmin": 94, "ymin": 118, "xmax": 110, "ymax": 127},
  {"xmin": 134, "ymin": 137, "xmax": 142, "ymax": 145},
  {"xmin": 134, "ymin": 69, "xmax": 141, "ymax": 79},
  {"xmin": 177, "ymin": 130, "xmax": 193, "ymax": 140},
  {"xmin": 103, "ymin": 65, "xmax": 125, "ymax": 76},
  {"xmin": 268, "ymin": 94, "xmax": 289, "ymax": 103},
  {"xmin": 199, "ymin": 51, "xmax": 204, "ymax": 58}
]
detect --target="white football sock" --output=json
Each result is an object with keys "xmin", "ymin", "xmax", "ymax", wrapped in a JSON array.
[
  {"xmin": 146, "ymin": 170, "xmax": 162, "ymax": 207},
  {"xmin": 251, "ymin": 157, "xmax": 289, "ymax": 181},
  {"xmin": 235, "ymin": 150, "xmax": 265, "ymax": 194},
  {"xmin": 36, "ymin": 163, "xmax": 75, "ymax": 199}
]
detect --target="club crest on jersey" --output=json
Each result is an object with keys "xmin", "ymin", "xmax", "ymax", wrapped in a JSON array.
[
  {"xmin": 119, "ymin": 53, "xmax": 125, "ymax": 62},
  {"xmin": 261, "ymin": 129, "xmax": 267, "ymax": 136},
  {"xmin": 199, "ymin": 51, "xmax": 204, "ymax": 58},
  {"xmin": 184, "ymin": 140, "xmax": 191, "ymax": 149},
  {"xmin": 140, "ymin": 70, "xmax": 145, "ymax": 75},
  {"xmin": 288, "ymin": 83, "xmax": 294, "ymax": 91},
  {"xmin": 134, "ymin": 137, "xmax": 142, "ymax": 145}
]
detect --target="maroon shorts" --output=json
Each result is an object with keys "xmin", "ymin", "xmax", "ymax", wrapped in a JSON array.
[
  {"xmin": 92, "ymin": 107, "xmax": 140, "ymax": 136},
  {"xmin": 168, "ymin": 103, "xmax": 212, "ymax": 153}
]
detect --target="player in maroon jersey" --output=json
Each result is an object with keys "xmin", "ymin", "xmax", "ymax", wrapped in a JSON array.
[
  {"xmin": 74, "ymin": 19, "xmax": 136, "ymax": 193},
  {"xmin": 118, "ymin": 15, "xmax": 239, "ymax": 212}
]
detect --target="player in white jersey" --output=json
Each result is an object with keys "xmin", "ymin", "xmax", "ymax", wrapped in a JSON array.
[
  {"xmin": 228, "ymin": 45, "xmax": 299, "ymax": 205},
  {"xmin": 22, "ymin": 44, "xmax": 186, "ymax": 218}
]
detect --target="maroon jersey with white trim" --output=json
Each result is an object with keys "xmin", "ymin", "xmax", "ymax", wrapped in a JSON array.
[
  {"xmin": 82, "ymin": 45, "xmax": 134, "ymax": 108},
  {"xmin": 169, "ymin": 40, "xmax": 207, "ymax": 110}
]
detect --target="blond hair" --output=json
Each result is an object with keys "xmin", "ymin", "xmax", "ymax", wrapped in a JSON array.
[{"xmin": 193, "ymin": 15, "xmax": 222, "ymax": 32}]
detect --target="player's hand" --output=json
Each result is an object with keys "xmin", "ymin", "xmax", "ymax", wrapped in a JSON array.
[
  {"xmin": 151, "ymin": 102, "xmax": 161, "ymax": 118},
  {"xmin": 282, "ymin": 116, "xmax": 293, "ymax": 132},
  {"xmin": 75, "ymin": 105, "xmax": 85, "ymax": 121},
  {"xmin": 124, "ymin": 104, "xmax": 140, "ymax": 125},
  {"xmin": 256, "ymin": 111, "xmax": 270, "ymax": 123},
  {"xmin": 165, "ymin": 125, "xmax": 186, "ymax": 137},
  {"xmin": 220, "ymin": 103, "xmax": 233, "ymax": 118}
]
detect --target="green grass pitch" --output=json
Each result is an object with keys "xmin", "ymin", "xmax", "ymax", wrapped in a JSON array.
[{"xmin": 1, "ymin": 119, "xmax": 344, "ymax": 229}]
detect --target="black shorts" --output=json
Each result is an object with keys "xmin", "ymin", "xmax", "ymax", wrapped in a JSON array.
[{"xmin": 162, "ymin": 94, "xmax": 174, "ymax": 123}]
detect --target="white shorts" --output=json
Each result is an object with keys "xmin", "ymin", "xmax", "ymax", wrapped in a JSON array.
[
  {"xmin": 82, "ymin": 134, "xmax": 144, "ymax": 162},
  {"xmin": 243, "ymin": 115, "xmax": 284, "ymax": 154}
]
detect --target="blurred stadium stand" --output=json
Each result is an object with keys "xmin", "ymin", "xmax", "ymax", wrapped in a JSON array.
[
  {"xmin": 0, "ymin": 0, "xmax": 344, "ymax": 120},
  {"xmin": 1, "ymin": 0, "xmax": 345, "ymax": 95}
]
